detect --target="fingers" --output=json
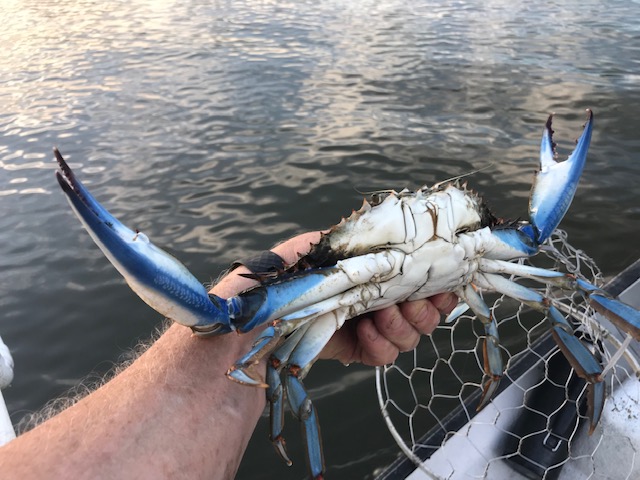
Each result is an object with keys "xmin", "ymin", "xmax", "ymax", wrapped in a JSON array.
[
  {"xmin": 320, "ymin": 292, "xmax": 459, "ymax": 366},
  {"xmin": 370, "ymin": 305, "xmax": 421, "ymax": 353},
  {"xmin": 398, "ymin": 299, "xmax": 441, "ymax": 336},
  {"xmin": 370, "ymin": 293, "xmax": 457, "ymax": 354},
  {"xmin": 428, "ymin": 292, "xmax": 459, "ymax": 315},
  {"xmin": 356, "ymin": 317, "xmax": 403, "ymax": 366},
  {"xmin": 318, "ymin": 318, "xmax": 404, "ymax": 366}
]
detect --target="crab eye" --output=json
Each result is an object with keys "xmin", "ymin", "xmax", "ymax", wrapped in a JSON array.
[{"xmin": 369, "ymin": 192, "xmax": 389, "ymax": 206}]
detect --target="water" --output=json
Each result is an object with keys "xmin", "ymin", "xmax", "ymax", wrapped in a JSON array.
[{"xmin": 1, "ymin": 0, "xmax": 639, "ymax": 477}]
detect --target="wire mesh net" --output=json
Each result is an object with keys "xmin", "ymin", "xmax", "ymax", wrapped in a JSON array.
[{"xmin": 376, "ymin": 230, "xmax": 640, "ymax": 480}]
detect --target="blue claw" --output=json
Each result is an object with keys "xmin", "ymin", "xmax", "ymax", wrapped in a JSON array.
[
  {"xmin": 529, "ymin": 110, "xmax": 594, "ymax": 243},
  {"xmin": 54, "ymin": 149, "xmax": 232, "ymax": 333}
]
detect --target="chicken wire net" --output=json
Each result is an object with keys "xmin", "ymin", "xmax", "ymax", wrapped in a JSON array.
[{"xmin": 375, "ymin": 230, "xmax": 640, "ymax": 480}]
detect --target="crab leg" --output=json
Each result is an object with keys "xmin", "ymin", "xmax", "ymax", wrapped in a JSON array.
[
  {"xmin": 444, "ymin": 301, "xmax": 471, "ymax": 323},
  {"xmin": 229, "ymin": 275, "xmax": 416, "ymax": 385},
  {"xmin": 582, "ymin": 288, "xmax": 640, "ymax": 341},
  {"xmin": 456, "ymin": 285, "xmax": 503, "ymax": 408},
  {"xmin": 281, "ymin": 309, "xmax": 349, "ymax": 480},
  {"xmin": 225, "ymin": 325, "xmax": 284, "ymax": 387},
  {"xmin": 265, "ymin": 324, "xmax": 315, "ymax": 467},
  {"xmin": 266, "ymin": 353, "xmax": 291, "ymax": 466},
  {"xmin": 227, "ymin": 321, "xmax": 323, "ymax": 468},
  {"xmin": 285, "ymin": 371, "xmax": 324, "ymax": 480},
  {"xmin": 226, "ymin": 323, "xmax": 316, "ymax": 466},
  {"xmin": 478, "ymin": 258, "xmax": 640, "ymax": 341},
  {"xmin": 476, "ymin": 272, "xmax": 605, "ymax": 432}
]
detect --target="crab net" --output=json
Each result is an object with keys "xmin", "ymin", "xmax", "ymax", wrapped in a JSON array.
[{"xmin": 376, "ymin": 230, "xmax": 640, "ymax": 480}]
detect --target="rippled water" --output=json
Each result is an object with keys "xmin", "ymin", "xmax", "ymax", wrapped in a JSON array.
[{"xmin": 1, "ymin": 0, "xmax": 639, "ymax": 478}]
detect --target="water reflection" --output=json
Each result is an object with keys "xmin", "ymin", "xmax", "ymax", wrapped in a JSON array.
[{"xmin": 0, "ymin": 0, "xmax": 638, "ymax": 478}]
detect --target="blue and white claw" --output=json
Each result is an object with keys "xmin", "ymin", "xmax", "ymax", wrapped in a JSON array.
[
  {"xmin": 491, "ymin": 109, "xmax": 594, "ymax": 255},
  {"xmin": 55, "ymin": 110, "xmax": 640, "ymax": 478},
  {"xmin": 54, "ymin": 148, "xmax": 230, "ymax": 333},
  {"xmin": 530, "ymin": 110, "xmax": 593, "ymax": 244}
]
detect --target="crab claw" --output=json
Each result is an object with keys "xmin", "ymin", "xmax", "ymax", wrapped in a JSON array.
[
  {"xmin": 528, "ymin": 110, "xmax": 594, "ymax": 244},
  {"xmin": 54, "ymin": 148, "xmax": 233, "ymax": 334}
]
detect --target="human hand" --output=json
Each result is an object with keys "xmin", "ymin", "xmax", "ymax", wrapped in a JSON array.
[
  {"xmin": 318, "ymin": 292, "xmax": 457, "ymax": 366},
  {"xmin": 211, "ymin": 231, "xmax": 457, "ymax": 367}
]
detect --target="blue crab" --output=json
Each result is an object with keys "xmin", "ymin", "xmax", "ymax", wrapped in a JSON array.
[{"xmin": 54, "ymin": 110, "xmax": 640, "ymax": 479}]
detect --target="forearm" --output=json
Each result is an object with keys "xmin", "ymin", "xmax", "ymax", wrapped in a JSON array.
[
  {"xmin": 0, "ymin": 324, "xmax": 264, "ymax": 480},
  {"xmin": 0, "ymin": 233, "xmax": 321, "ymax": 480}
]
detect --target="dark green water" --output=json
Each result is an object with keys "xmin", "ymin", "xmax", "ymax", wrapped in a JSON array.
[{"xmin": 1, "ymin": 0, "xmax": 639, "ymax": 478}]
